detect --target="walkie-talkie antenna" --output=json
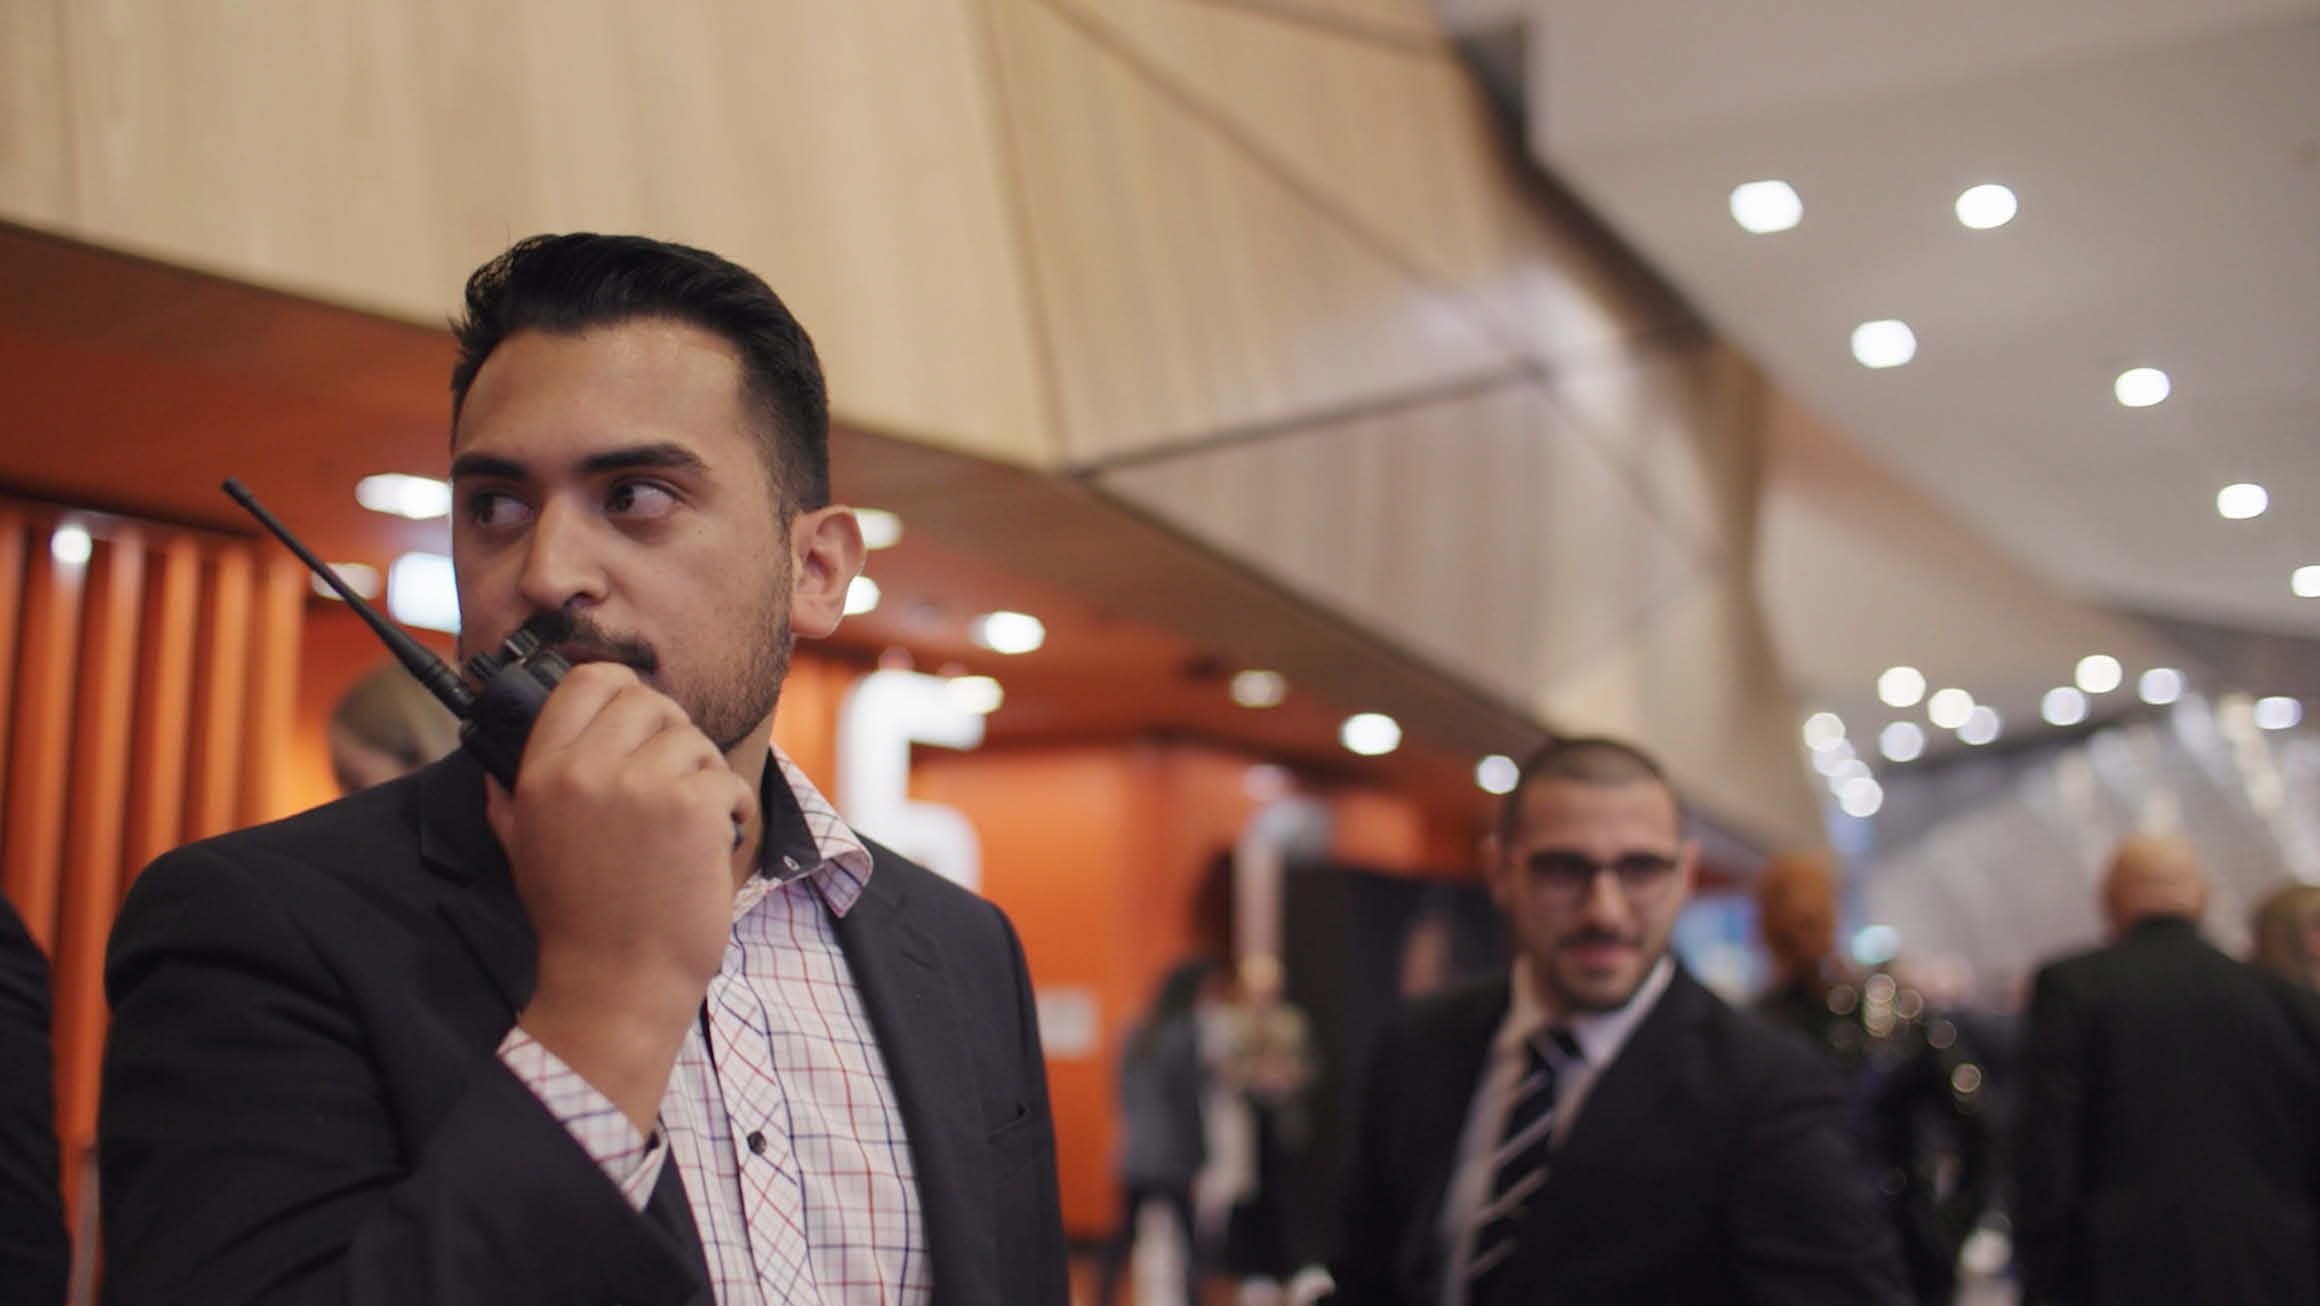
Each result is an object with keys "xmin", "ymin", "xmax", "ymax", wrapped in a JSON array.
[{"xmin": 222, "ymin": 478, "xmax": 475, "ymax": 716}]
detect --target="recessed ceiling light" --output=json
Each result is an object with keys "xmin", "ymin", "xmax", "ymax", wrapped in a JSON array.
[
  {"xmin": 312, "ymin": 564, "xmax": 381, "ymax": 601},
  {"xmin": 2139, "ymin": 667, "xmax": 2184, "ymax": 705},
  {"xmin": 1230, "ymin": 669, "xmax": 1288, "ymax": 709},
  {"xmin": 1878, "ymin": 665, "xmax": 1927, "ymax": 708},
  {"xmin": 49, "ymin": 523, "xmax": 92, "ymax": 566},
  {"xmin": 2041, "ymin": 686, "xmax": 2089, "ymax": 727},
  {"xmin": 1729, "ymin": 180, "xmax": 1803, "ymax": 234},
  {"xmin": 356, "ymin": 473, "xmax": 452, "ymax": 520},
  {"xmin": 2114, "ymin": 367, "xmax": 2170, "ymax": 408},
  {"xmin": 1926, "ymin": 688, "xmax": 1974, "ymax": 730},
  {"xmin": 970, "ymin": 610, "xmax": 1045, "ymax": 654},
  {"xmin": 844, "ymin": 575, "xmax": 881, "ymax": 616},
  {"xmin": 1340, "ymin": 713, "xmax": 1401, "ymax": 757},
  {"xmin": 1879, "ymin": 721, "xmax": 1926, "ymax": 763},
  {"xmin": 1837, "ymin": 776, "xmax": 1884, "ymax": 819},
  {"xmin": 1801, "ymin": 711, "xmax": 1846, "ymax": 751},
  {"xmin": 1835, "ymin": 758, "xmax": 1874, "ymax": 786},
  {"xmin": 1812, "ymin": 742, "xmax": 1856, "ymax": 776},
  {"xmin": 2254, "ymin": 696, "xmax": 2303, "ymax": 731},
  {"xmin": 853, "ymin": 508, "xmax": 903, "ymax": 550},
  {"xmin": 1476, "ymin": 754, "xmax": 1520, "ymax": 795},
  {"xmin": 387, "ymin": 551, "xmax": 460, "ymax": 633},
  {"xmin": 1958, "ymin": 705, "xmax": 2002, "ymax": 746},
  {"xmin": 946, "ymin": 674, "xmax": 1004, "ymax": 716},
  {"xmin": 1851, "ymin": 320, "xmax": 1917, "ymax": 369},
  {"xmin": 2292, "ymin": 565, "xmax": 2320, "ymax": 599},
  {"xmin": 2217, "ymin": 483, "xmax": 2269, "ymax": 520},
  {"xmin": 1954, "ymin": 183, "xmax": 2017, "ymax": 230},
  {"xmin": 2076, "ymin": 654, "xmax": 2123, "ymax": 695}
]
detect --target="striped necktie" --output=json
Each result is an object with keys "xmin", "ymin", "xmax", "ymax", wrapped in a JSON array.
[{"xmin": 1466, "ymin": 1028, "xmax": 1580, "ymax": 1295}]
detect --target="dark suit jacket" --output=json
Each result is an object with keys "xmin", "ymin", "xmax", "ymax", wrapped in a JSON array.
[
  {"xmin": 98, "ymin": 751, "xmax": 1067, "ymax": 1306},
  {"xmin": 2014, "ymin": 916, "xmax": 2320, "ymax": 1306},
  {"xmin": 1, "ymin": 891, "xmax": 70, "ymax": 1306},
  {"xmin": 1330, "ymin": 966, "xmax": 1907, "ymax": 1306}
]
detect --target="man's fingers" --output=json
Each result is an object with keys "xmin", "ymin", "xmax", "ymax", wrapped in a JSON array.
[{"xmin": 517, "ymin": 660, "xmax": 641, "ymax": 760}]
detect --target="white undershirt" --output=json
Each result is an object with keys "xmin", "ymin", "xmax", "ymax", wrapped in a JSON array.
[{"xmin": 1434, "ymin": 954, "xmax": 1675, "ymax": 1306}]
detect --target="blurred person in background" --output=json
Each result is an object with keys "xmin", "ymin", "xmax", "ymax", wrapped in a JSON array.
[
  {"xmin": 1214, "ymin": 953, "xmax": 1318, "ymax": 1306},
  {"xmin": 1755, "ymin": 854, "xmax": 1995, "ymax": 1306},
  {"xmin": 1099, "ymin": 957, "xmax": 1220, "ymax": 1306},
  {"xmin": 1, "ymin": 891, "xmax": 69, "ymax": 1305},
  {"xmin": 1329, "ymin": 736, "xmax": 1905, "ymax": 1306},
  {"xmin": 2015, "ymin": 835, "xmax": 2320, "ymax": 1306},
  {"xmin": 2250, "ymin": 881, "xmax": 2320, "ymax": 990},
  {"xmin": 327, "ymin": 661, "xmax": 461, "ymax": 794}
]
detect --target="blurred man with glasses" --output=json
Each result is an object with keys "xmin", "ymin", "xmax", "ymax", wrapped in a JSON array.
[{"xmin": 1328, "ymin": 736, "xmax": 1906, "ymax": 1306}]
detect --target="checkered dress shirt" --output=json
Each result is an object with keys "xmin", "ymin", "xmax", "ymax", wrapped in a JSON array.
[{"xmin": 499, "ymin": 749, "xmax": 929, "ymax": 1306}]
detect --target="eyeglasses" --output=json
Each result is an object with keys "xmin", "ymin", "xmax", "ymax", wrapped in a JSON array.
[{"xmin": 1520, "ymin": 850, "xmax": 1682, "ymax": 901}]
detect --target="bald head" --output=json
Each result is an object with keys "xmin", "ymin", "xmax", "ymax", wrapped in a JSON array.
[{"xmin": 2102, "ymin": 836, "xmax": 2208, "ymax": 934}]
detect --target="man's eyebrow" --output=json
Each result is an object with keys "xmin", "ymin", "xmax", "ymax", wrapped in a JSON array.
[
  {"xmin": 448, "ymin": 443, "xmax": 709, "ymax": 481},
  {"xmin": 448, "ymin": 452, "xmax": 525, "ymax": 481},
  {"xmin": 580, "ymin": 443, "xmax": 708, "ymax": 476}
]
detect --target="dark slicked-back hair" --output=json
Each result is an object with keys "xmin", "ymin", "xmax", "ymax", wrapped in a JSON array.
[
  {"xmin": 449, "ymin": 233, "xmax": 830, "ymax": 512},
  {"xmin": 1496, "ymin": 734, "xmax": 1682, "ymax": 844}
]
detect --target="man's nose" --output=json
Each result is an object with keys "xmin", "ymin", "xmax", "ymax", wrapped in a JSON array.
[
  {"xmin": 1576, "ymin": 868, "xmax": 1631, "ymax": 922},
  {"xmin": 513, "ymin": 498, "xmax": 605, "ymax": 613}
]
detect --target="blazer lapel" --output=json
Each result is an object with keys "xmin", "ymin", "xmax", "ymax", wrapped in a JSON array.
[
  {"xmin": 413, "ymin": 754, "xmax": 538, "ymax": 1032},
  {"xmin": 1537, "ymin": 968, "xmax": 1704, "ymax": 1200},
  {"xmin": 834, "ymin": 850, "xmax": 990, "ymax": 1306},
  {"xmin": 1403, "ymin": 983, "xmax": 1509, "ymax": 1297},
  {"xmin": 410, "ymin": 753, "xmax": 715, "ymax": 1295}
]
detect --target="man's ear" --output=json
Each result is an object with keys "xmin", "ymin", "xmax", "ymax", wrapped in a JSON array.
[
  {"xmin": 1480, "ymin": 829, "xmax": 1513, "ymax": 909},
  {"xmin": 787, "ymin": 506, "xmax": 866, "ymax": 640},
  {"xmin": 1675, "ymin": 837, "xmax": 1703, "ymax": 900}
]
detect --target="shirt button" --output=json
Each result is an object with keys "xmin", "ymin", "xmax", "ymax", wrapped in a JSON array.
[{"xmin": 748, "ymin": 1130, "xmax": 768, "ymax": 1156}]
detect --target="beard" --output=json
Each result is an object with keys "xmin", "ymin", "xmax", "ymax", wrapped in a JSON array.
[{"xmin": 487, "ymin": 578, "xmax": 794, "ymax": 756}]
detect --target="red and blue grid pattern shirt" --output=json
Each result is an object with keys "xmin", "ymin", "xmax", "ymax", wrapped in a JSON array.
[{"xmin": 498, "ymin": 748, "xmax": 929, "ymax": 1306}]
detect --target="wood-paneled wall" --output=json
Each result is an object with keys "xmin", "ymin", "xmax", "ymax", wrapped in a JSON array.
[{"xmin": 0, "ymin": 496, "xmax": 303, "ymax": 1218}]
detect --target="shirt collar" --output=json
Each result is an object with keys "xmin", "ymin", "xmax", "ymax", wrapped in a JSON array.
[
  {"xmin": 1498, "ymin": 952, "xmax": 1677, "ymax": 1067},
  {"xmin": 737, "ymin": 746, "xmax": 874, "ymax": 919}
]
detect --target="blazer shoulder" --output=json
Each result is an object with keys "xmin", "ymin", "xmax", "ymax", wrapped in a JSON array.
[
  {"xmin": 139, "ymin": 773, "xmax": 425, "ymax": 889},
  {"xmin": 855, "ymin": 838, "xmax": 1025, "ymax": 949},
  {"xmin": 1654, "ymin": 970, "xmax": 1839, "ymax": 1104}
]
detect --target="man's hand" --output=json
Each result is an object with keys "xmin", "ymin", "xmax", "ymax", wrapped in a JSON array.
[{"xmin": 484, "ymin": 661, "xmax": 752, "ymax": 1133}]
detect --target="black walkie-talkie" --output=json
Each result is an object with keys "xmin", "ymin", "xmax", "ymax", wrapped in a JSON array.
[{"xmin": 223, "ymin": 478, "xmax": 568, "ymax": 789}]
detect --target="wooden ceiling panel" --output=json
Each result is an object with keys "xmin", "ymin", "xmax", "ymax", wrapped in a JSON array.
[
  {"xmin": 1094, "ymin": 375, "xmax": 1706, "ymax": 715},
  {"xmin": 981, "ymin": 0, "xmax": 1520, "ymax": 466},
  {"xmin": 1057, "ymin": 0, "xmax": 1668, "ymax": 370}
]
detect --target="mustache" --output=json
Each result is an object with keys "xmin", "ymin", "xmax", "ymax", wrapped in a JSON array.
[
  {"xmin": 514, "ymin": 609, "xmax": 659, "ymax": 677},
  {"xmin": 1557, "ymin": 928, "xmax": 1638, "ymax": 950}
]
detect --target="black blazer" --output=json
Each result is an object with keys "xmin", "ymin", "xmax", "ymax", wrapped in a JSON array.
[
  {"xmin": 97, "ymin": 751, "xmax": 1067, "ymax": 1306},
  {"xmin": 1330, "ymin": 966, "xmax": 1907, "ymax": 1306},
  {"xmin": 2014, "ymin": 917, "xmax": 2320, "ymax": 1306},
  {"xmin": 0, "ymin": 891, "xmax": 69, "ymax": 1306}
]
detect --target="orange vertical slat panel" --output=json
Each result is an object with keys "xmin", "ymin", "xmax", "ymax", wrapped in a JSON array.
[
  {"xmin": 183, "ymin": 545, "xmax": 253, "ymax": 841},
  {"xmin": 123, "ymin": 535, "xmax": 202, "ymax": 889},
  {"xmin": 236, "ymin": 554, "xmax": 305, "ymax": 828},
  {"xmin": 0, "ymin": 507, "xmax": 24, "ymax": 820},
  {"xmin": 52, "ymin": 532, "xmax": 146, "ymax": 1218},
  {"xmin": 2, "ymin": 527, "xmax": 87, "ymax": 949}
]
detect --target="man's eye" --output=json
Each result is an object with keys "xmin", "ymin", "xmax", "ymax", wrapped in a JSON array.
[
  {"xmin": 605, "ymin": 480, "xmax": 677, "ymax": 518},
  {"xmin": 465, "ymin": 491, "xmax": 530, "ymax": 528},
  {"xmin": 1531, "ymin": 854, "xmax": 1597, "ymax": 882}
]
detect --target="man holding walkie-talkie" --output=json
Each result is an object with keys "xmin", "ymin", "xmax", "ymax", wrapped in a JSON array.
[{"xmin": 97, "ymin": 234, "xmax": 1068, "ymax": 1306}]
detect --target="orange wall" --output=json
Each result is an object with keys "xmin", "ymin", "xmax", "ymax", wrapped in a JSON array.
[{"xmin": 912, "ymin": 741, "xmax": 1264, "ymax": 1238}]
